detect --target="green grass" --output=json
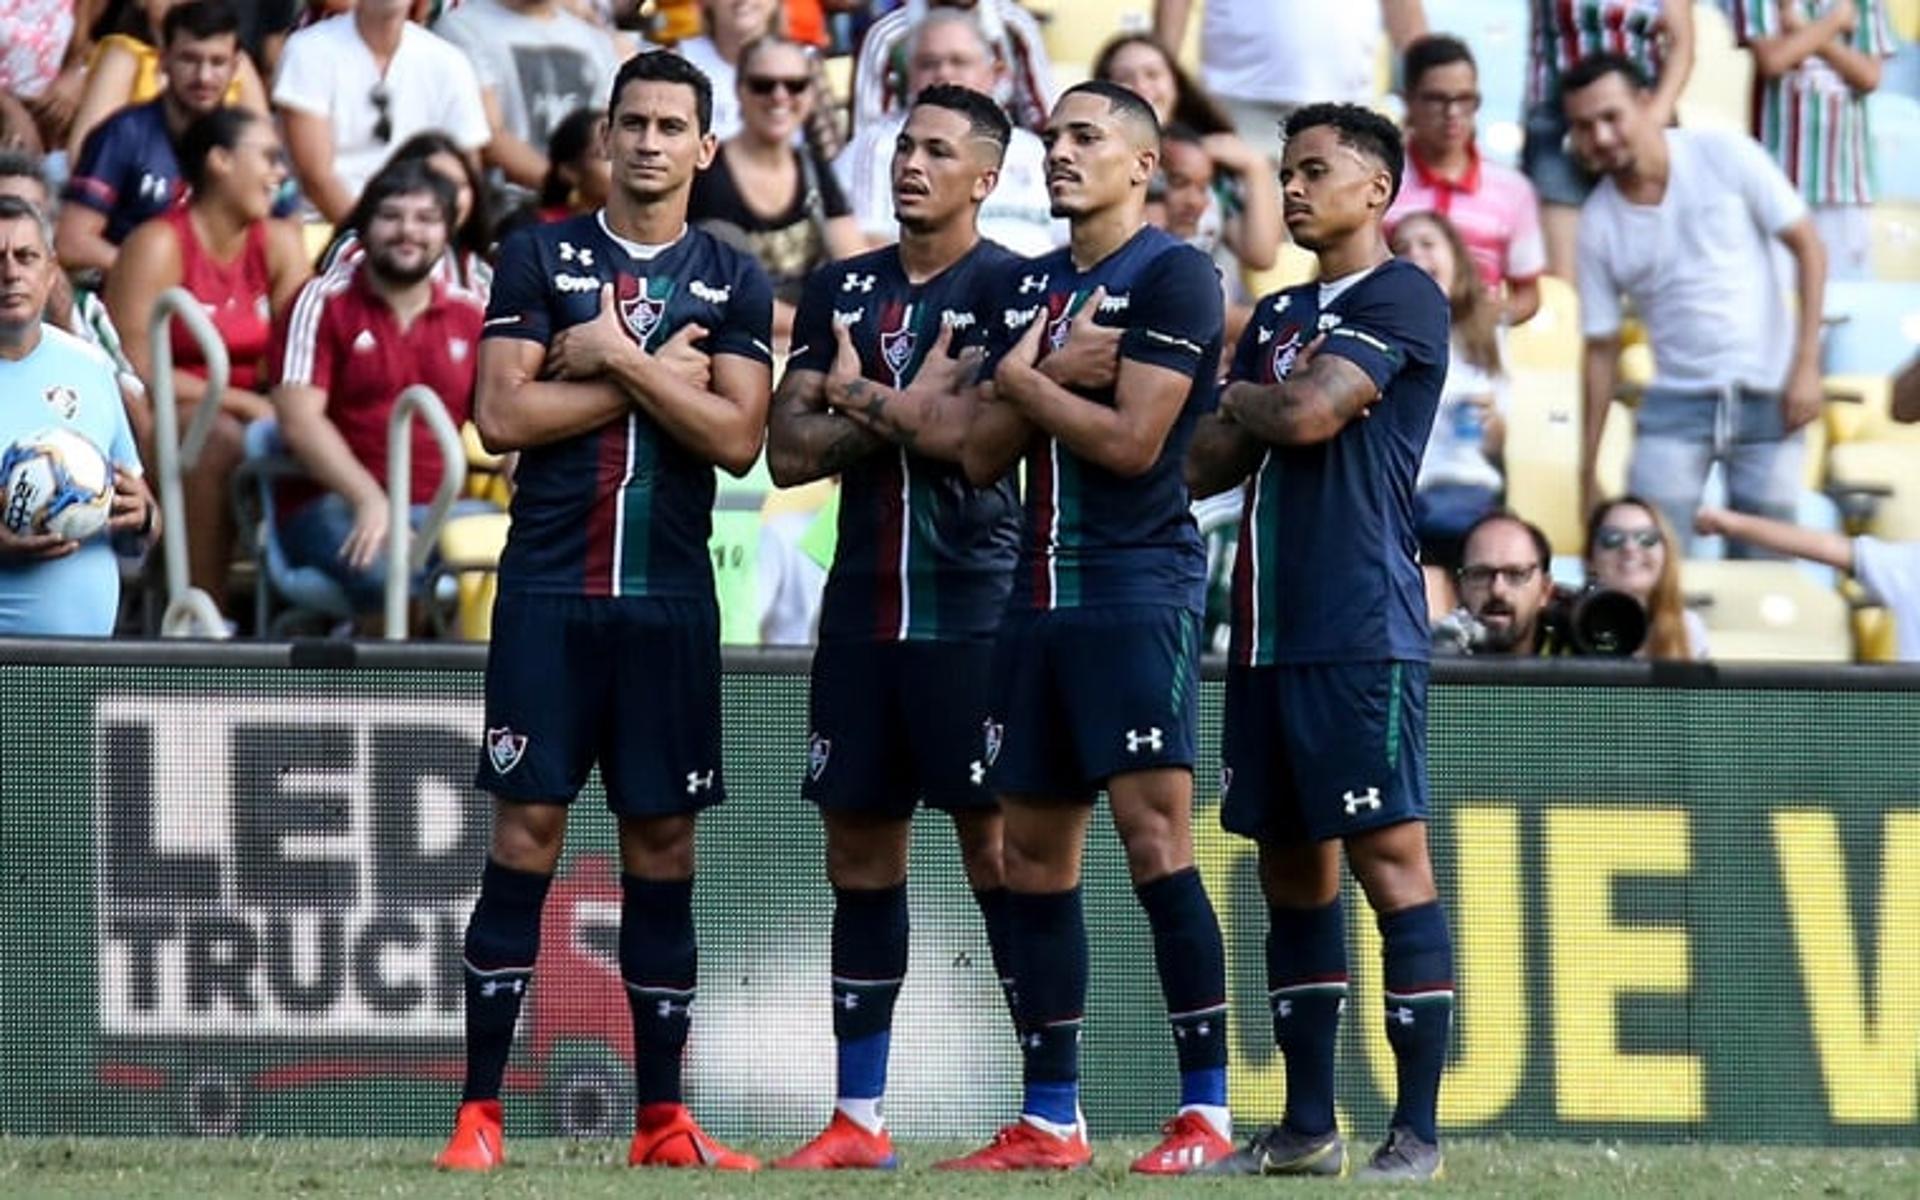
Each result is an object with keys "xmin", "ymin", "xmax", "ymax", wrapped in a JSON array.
[{"xmin": 3, "ymin": 1137, "xmax": 1918, "ymax": 1199}]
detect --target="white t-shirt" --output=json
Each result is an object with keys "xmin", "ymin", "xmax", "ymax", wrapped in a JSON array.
[
  {"xmin": 1418, "ymin": 344, "xmax": 1506, "ymax": 493},
  {"xmin": 1853, "ymin": 535, "xmax": 1920, "ymax": 661},
  {"xmin": 1201, "ymin": 0, "xmax": 1380, "ymax": 106},
  {"xmin": 833, "ymin": 114, "xmax": 1064, "ymax": 257},
  {"xmin": 273, "ymin": 17, "xmax": 492, "ymax": 203},
  {"xmin": 673, "ymin": 37, "xmax": 740, "ymax": 141},
  {"xmin": 1577, "ymin": 129, "xmax": 1809, "ymax": 392},
  {"xmin": 433, "ymin": 0, "xmax": 620, "ymax": 150}
]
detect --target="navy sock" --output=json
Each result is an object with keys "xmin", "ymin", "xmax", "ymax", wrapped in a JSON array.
[
  {"xmin": 1136, "ymin": 868, "xmax": 1229, "ymax": 1107},
  {"xmin": 970, "ymin": 886, "xmax": 1020, "ymax": 1030},
  {"xmin": 621, "ymin": 874, "xmax": 697, "ymax": 1107},
  {"xmin": 1379, "ymin": 901, "xmax": 1453, "ymax": 1143},
  {"xmin": 1008, "ymin": 888, "xmax": 1085, "ymax": 1125},
  {"xmin": 832, "ymin": 884, "xmax": 909, "ymax": 1101},
  {"xmin": 1267, "ymin": 900, "xmax": 1348, "ymax": 1137},
  {"xmin": 460, "ymin": 858, "xmax": 552, "ymax": 1102}
]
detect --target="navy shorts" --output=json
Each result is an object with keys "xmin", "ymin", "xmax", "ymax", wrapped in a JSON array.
[
  {"xmin": 476, "ymin": 593, "xmax": 725, "ymax": 816},
  {"xmin": 803, "ymin": 639, "xmax": 998, "ymax": 816},
  {"xmin": 989, "ymin": 605, "xmax": 1201, "ymax": 800},
  {"xmin": 1219, "ymin": 661, "xmax": 1429, "ymax": 844}
]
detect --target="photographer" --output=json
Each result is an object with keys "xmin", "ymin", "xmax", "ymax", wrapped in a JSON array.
[{"xmin": 1438, "ymin": 510, "xmax": 1653, "ymax": 658}]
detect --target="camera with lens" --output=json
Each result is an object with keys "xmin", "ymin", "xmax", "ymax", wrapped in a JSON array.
[{"xmin": 1537, "ymin": 584, "xmax": 1646, "ymax": 657}]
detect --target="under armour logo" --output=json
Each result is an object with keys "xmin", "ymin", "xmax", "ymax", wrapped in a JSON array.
[
  {"xmin": 1125, "ymin": 727, "xmax": 1164, "ymax": 754},
  {"xmin": 656, "ymin": 998, "xmax": 690, "ymax": 1019},
  {"xmin": 1275, "ymin": 999, "xmax": 1293, "ymax": 1019},
  {"xmin": 969, "ymin": 760, "xmax": 986, "ymax": 786},
  {"xmin": 1388, "ymin": 1006, "xmax": 1414, "ymax": 1026},
  {"xmin": 558, "ymin": 241, "xmax": 594, "ymax": 268},
  {"xmin": 1018, "ymin": 273, "xmax": 1047, "ymax": 294},
  {"xmin": 479, "ymin": 977, "xmax": 525, "ymax": 998},
  {"xmin": 686, "ymin": 770, "xmax": 716, "ymax": 794},
  {"xmin": 837, "ymin": 991, "xmax": 860, "ymax": 1011},
  {"xmin": 1023, "ymin": 1031, "xmax": 1044, "ymax": 1049},
  {"xmin": 1256, "ymin": 326, "xmax": 1273, "ymax": 344},
  {"xmin": 1343, "ymin": 787, "xmax": 1382, "ymax": 815},
  {"xmin": 1172, "ymin": 1019, "xmax": 1213, "ymax": 1040},
  {"xmin": 842, "ymin": 273, "xmax": 876, "ymax": 293}
]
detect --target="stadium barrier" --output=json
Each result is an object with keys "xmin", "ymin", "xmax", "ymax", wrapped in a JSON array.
[{"xmin": 1, "ymin": 639, "xmax": 1917, "ymax": 1146}]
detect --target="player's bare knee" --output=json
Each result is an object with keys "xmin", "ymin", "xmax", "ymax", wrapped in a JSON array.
[
  {"xmin": 617, "ymin": 814, "xmax": 696, "ymax": 880},
  {"xmin": 1258, "ymin": 840, "xmax": 1341, "ymax": 907},
  {"xmin": 824, "ymin": 815, "xmax": 910, "ymax": 889},
  {"xmin": 952, "ymin": 812, "xmax": 1006, "ymax": 891},
  {"xmin": 1346, "ymin": 821, "xmax": 1438, "ymax": 912},
  {"xmin": 488, "ymin": 799, "xmax": 566, "ymax": 872}
]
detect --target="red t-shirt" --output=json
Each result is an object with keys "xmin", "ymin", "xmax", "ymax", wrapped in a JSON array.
[
  {"xmin": 166, "ymin": 205, "xmax": 273, "ymax": 393},
  {"xmin": 271, "ymin": 264, "xmax": 485, "ymax": 514}
]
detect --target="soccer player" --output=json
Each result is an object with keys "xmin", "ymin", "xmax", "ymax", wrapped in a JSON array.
[
  {"xmin": 434, "ymin": 51, "xmax": 774, "ymax": 1174},
  {"xmin": 938, "ymin": 80, "xmax": 1232, "ymax": 1175},
  {"xmin": 1185, "ymin": 103, "xmax": 1453, "ymax": 1181},
  {"xmin": 763, "ymin": 82, "xmax": 1024, "ymax": 1172}
]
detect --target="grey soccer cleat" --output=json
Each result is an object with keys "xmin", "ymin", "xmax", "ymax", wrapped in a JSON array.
[
  {"xmin": 1357, "ymin": 1126, "xmax": 1444, "ymax": 1181},
  {"xmin": 1201, "ymin": 1123, "xmax": 1347, "ymax": 1177}
]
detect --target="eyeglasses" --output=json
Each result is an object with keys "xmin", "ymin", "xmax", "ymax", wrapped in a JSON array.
[
  {"xmin": 1413, "ymin": 90, "xmax": 1481, "ymax": 116},
  {"xmin": 745, "ymin": 75, "xmax": 811, "ymax": 97},
  {"xmin": 370, "ymin": 82, "xmax": 392, "ymax": 144},
  {"xmin": 1594, "ymin": 527, "xmax": 1663, "ymax": 551},
  {"xmin": 1458, "ymin": 563, "xmax": 1542, "ymax": 589}
]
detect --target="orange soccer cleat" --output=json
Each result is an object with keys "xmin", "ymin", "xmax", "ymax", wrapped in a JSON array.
[
  {"xmin": 934, "ymin": 1119, "xmax": 1092, "ymax": 1171},
  {"xmin": 627, "ymin": 1102, "xmax": 761, "ymax": 1170},
  {"xmin": 434, "ymin": 1099, "xmax": 506, "ymax": 1172},
  {"xmin": 1130, "ymin": 1110, "xmax": 1235, "ymax": 1175},
  {"xmin": 772, "ymin": 1110, "xmax": 900, "ymax": 1170}
]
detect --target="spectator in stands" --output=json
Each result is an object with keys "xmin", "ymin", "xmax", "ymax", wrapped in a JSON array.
[
  {"xmin": 105, "ymin": 108, "xmax": 310, "ymax": 612},
  {"xmin": 537, "ymin": 106, "xmax": 607, "ymax": 222},
  {"xmin": 1586, "ymin": 495, "xmax": 1708, "ymax": 660},
  {"xmin": 853, "ymin": 0, "xmax": 1052, "ymax": 135},
  {"xmin": 272, "ymin": 0, "xmax": 491, "ymax": 224},
  {"xmin": 57, "ymin": 1, "xmax": 251, "ymax": 277},
  {"xmin": 1154, "ymin": 0, "xmax": 1426, "ymax": 165},
  {"xmin": 673, "ymin": 0, "xmax": 780, "ymax": 140},
  {"xmin": 0, "ymin": 194, "xmax": 156, "ymax": 637},
  {"xmin": 271, "ymin": 158, "xmax": 484, "ymax": 614},
  {"xmin": 432, "ymin": 0, "xmax": 621, "ymax": 191},
  {"xmin": 0, "ymin": 149, "xmax": 140, "ymax": 384},
  {"xmin": 1733, "ymin": 1, "xmax": 1895, "ymax": 281},
  {"xmin": 690, "ymin": 34, "xmax": 859, "ymax": 343},
  {"xmin": 1386, "ymin": 35, "xmax": 1545, "ymax": 325},
  {"xmin": 1896, "ymin": 353, "xmax": 1920, "ymax": 423},
  {"xmin": 1151, "ymin": 124, "xmax": 1215, "ymax": 244},
  {"xmin": 1446, "ymin": 510, "xmax": 1556, "ymax": 655},
  {"xmin": 321, "ymin": 132, "xmax": 495, "ymax": 298},
  {"xmin": 1696, "ymin": 503, "xmax": 1920, "ymax": 660},
  {"xmin": 0, "ymin": 0, "xmax": 92, "ymax": 150},
  {"xmin": 65, "ymin": 0, "xmax": 267, "ymax": 160},
  {"xmin": 1094, "ymin": 32, "xmax": 1280, "ymax": 275},
  {"xmin": 1524, "ymin": 0, "xmax": 1693, "ymax": 279},
  {"xmin": 1565, "ymin": 54, "xmax": 1824, "ymax": 544},
  {"xmin": 1392, "ymin": 210, "xmax": 1507, "ymax": 621},
  {"xmin": 836, "ymin": 7, "xmax": 1058, "ymax": 256}
]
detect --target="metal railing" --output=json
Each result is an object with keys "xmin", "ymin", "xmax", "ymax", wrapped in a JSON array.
[
  {"xmin": 148, "ymin": 287, "xmax": 230, "ymax": 639},
  {"xmin": 383, "ymin": 385, "xmax": 466, "ymax": 640}
]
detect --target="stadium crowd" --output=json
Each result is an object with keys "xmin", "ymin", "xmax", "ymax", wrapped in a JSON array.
[{"xmin": 0, "ymin": 0, "xmax": 1915, "ymax": 659}]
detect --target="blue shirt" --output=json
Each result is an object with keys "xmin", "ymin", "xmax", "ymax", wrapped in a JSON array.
[
  {"xmin": 981, "ymin": 225, "xmax": 1222, "ymax": 612},
  {"xmin": 0, "ymin": 326, "xmax": 141, "ymax": 636},
  {"xmin": 65, "ymin": 100, "xmax": 183, "ymax": 246},
  {"xmin": 1226, "ymin": 258, "xmax": 1450, "ymax": 665},
  {"xmin": 483, "ymin": 213, "xmax": 774, "ymax": 599},
  {"xmin": 788, "ymin": 240, "xmax": 1021, "ymax": 642}
]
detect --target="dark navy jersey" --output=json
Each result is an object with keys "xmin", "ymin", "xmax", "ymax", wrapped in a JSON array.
[
  {"xmin": 483, "ymin": 213, "xmax": 774, "ymax": 599},
  {"xmin": 1227, "ymin": 257, "xmax": 1450, "ymax": 665},
  {"xmin": 981, "ymin": 225, "xmax": 1222, "ymax": 612},
  {"xmin": 64, "ymin": 101, "xmax": 184, "ymax": 245},
  {"xmin": 789, "ymin": 240, "xmax": 1022, "ymax": 642}
]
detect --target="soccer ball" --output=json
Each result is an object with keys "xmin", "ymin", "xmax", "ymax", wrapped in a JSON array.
[{"xmin": 2, "ymin": 426, "xmax": 113, "ymax": 542}]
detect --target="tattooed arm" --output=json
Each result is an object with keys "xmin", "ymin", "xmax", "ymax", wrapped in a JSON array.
[
  {"xmin": 829, "ymin": 322, "xmax": 982, "ymax": 463},
  {"xmin": 1218, "ymin": 336, "xmax": 1380, "ymax": 447},
  {"xmin": 766, "ymin": 364, "xmax": 888, "ymax": 487}
]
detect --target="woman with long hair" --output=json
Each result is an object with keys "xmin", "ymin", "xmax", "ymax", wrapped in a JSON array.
[
  {"xmin": 1585, "ymin": 495, "xmax": 1709, "ymax": 660},
  {"xmin": 1093, "ymin": 32, "xmax": 1280, "ymax": 274},
  {"xmin": 1392, "ymin": 210, "xmax": 1506, "ymax": 619},
  {"xmin": 321, "ymin": 131, "xmax": 494, "ymax": 297},
  {"xmin": 537, "ymin": 107, "xmax": 610, "ymax": 223},
  {"xmin": 689, "ymin": 34, "xmax": 861, "ymax": 343},
  {"xmin": 105, "ymin": 106, "xmax": 310, "ymax": 614}
]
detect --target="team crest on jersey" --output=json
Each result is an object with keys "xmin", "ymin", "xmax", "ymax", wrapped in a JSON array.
[
  {"xmin": 808, "ymin": 733, "xmax": 832, "ymax": 781},
  {"xmin": 981, "ymin": 718, "xmax": 1004, "ymax": 766},
  {"xmin": 486, "ymin": 726, "xmax": 528, "ymax": 775},
  {"xmin": 1219, "ymin": 766, "xmax": 1233, "ymax": 799},
  {"xmin": 1045, "ymin": 292, "xmax": 1078, "ymax": 353},
  {"xmin": 617, "ymin": 274, "xmax": 674, "ymax": 348},
  {"xmin": 1272, "ymin": 324, "xmax": 1305, "ymax": 379},
  {"xmin": 879, "ymin": 313, "xmax": 916, "ymax": 387},
  {"xmin": 42, "ymin": 385, "xmax": 79, "ymax": 421}
]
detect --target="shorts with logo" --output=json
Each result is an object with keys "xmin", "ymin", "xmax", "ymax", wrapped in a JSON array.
[
  {"xmin": 803, "ymin": 638, "xmax": 998, "ymax": 815},
  {"xmin": 989, "ymin": 604, "xmax": 1200, "ymax": 800},
  {"xmin": 1219, "ymin": 661, "xmax": 1429, "ymax": 844},
  {"xmin": 476, "ymin": 593, "xmax": 725, "ymax": 816}
]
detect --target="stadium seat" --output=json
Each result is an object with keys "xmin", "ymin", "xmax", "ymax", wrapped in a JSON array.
[
  {"xmin": 1870, "ymin": 92, "xmax": 1920, "ymax": 202},
  {"xmin": 1822, "ymin": 280, "xmax": 1920, "ymax": 376},
  {"xmin": 460, "ymin": 422, "xmax": 513, "ymax": 508},
  {"xmin": 433, "ymin": 511, "xmax": 509, "ymax": 642},
  {"xmin": 233, "ymin": 419, "xmax": 356, "ymax": 636},
  {"xmin": 1031, "ymin": 0, "xmax": 1153, "ymax": 69},
  {"xmin": 1241, "ymin": 238, "xmax": 1319, "ymax": 301},
  {"xmin": 1829, "ymin": 440, "xmax": 1920, "ymax": 540},
  {"xmin": 1502, "ymin": 367, "xmax": 1583, "ymax": 551},
  {"xmin": 1870, "ymin": 200, "xmax": 1920, "ymax": 281},
  {"xmin": 1505, "ymin": 276, "xmax": 1580, "ymax": 372},
  {"xmin": 1682, "ymin": 559, "xmax": 1854, "ymax": 661},
  {"xmin": 301, "ymin": 221, "xmax": 334, "ymax": 264},
  {"xmin": 1675, "ymin": 3, "xmax": 1753, "ymax": 135}
]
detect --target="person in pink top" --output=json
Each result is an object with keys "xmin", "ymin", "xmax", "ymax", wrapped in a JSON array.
[{"xmin": 1386, "ymin": 35, "xmax": 1545, "ymax": 326}]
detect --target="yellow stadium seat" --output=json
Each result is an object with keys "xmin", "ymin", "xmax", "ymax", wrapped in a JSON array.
[
  {"xmin": 1682, "ymin": 559, "xmax": 1854, "ymax": 662},
  {"xmin": 1241, "ymin": 238, "xmax": 1318, "ymax": 300},
  {"xmin": 822, "ymin": 54, "xmax": 853, "ymax": 108},
  {"xmin": 1895, "ymin": 0, "xmax": 1920, "ymax": 39},
  {"xmin": 1870, "ymin": 201, "xmax": 1920, "ymax": 281},
  {"xmin": 437, "ymin": 512, "xmax": 509, "ymax": 642},
  {"xmin": 301, "ymin": 221, "xmax": 334, "ymax": 263},
  {"xmin": 461, "ymin": 423, "xmax": 512, "ymax": 508},
  {"xmin": 1829, "ymin": 440, "xmax": 1920, "ymax": 541},
  {"xmin": 1505, "ymin": 276, "xmax": 1580, "ymax": 373},
  {"xmin": 1675, "ymin": 3, "xmax": 1753, "ymax": 135},
  {"xmin": 1032, "ymin": 0, "xmax": 1154, "ymax": 69}
]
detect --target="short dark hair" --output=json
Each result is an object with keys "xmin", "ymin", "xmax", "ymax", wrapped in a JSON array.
[
  {"xmin": 354, "ymin": 158, "xmax": 457, "ymax": 237},
  {"xmin": 177, "ymin": 107, "xmax": 260, "ymax": 192},
  {"xmin": 1558, "ymin": 51, "xmax": 1650, "ymax": 98},
  {"xmin": 0, "ymin": 149, "xmax": 46, "ymax": 189},
  {"xmin": 610, "ymin": 50, "xmax": 714, "ymax": 135},
  {"xmin": 1402, "ymin": 34, "xmax": 1475, "ymax": 95},
  {"xmin": 162, "ymin": 0, "xmax": 240, "ymax": 45},
  {"xmin": 1059, "ymin": 78, "xmax": 1162, "ymax": 145},
  {"xmin": 1284, "ymin": 102, "xmax": 1405, "ymax": 201},
  {"xmin": 542, "ymin": 107, "xmax": 604, "ymax": 208},
  {"xmin": 1462, "ymin": 510, "xmax": 1553, "ymax": 572},
  {"xmin": 912, "ymin": 83, "xmax": 1012, "ymax": 160},
  {"xmin": 1161, "ymin": 121, "xmax": 1205, "ymax": 150}
]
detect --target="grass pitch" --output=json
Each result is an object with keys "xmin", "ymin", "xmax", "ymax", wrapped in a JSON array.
[{"xmin": 4, "ymin": 1137, "xmax": 1918, "ymax": 1199}]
